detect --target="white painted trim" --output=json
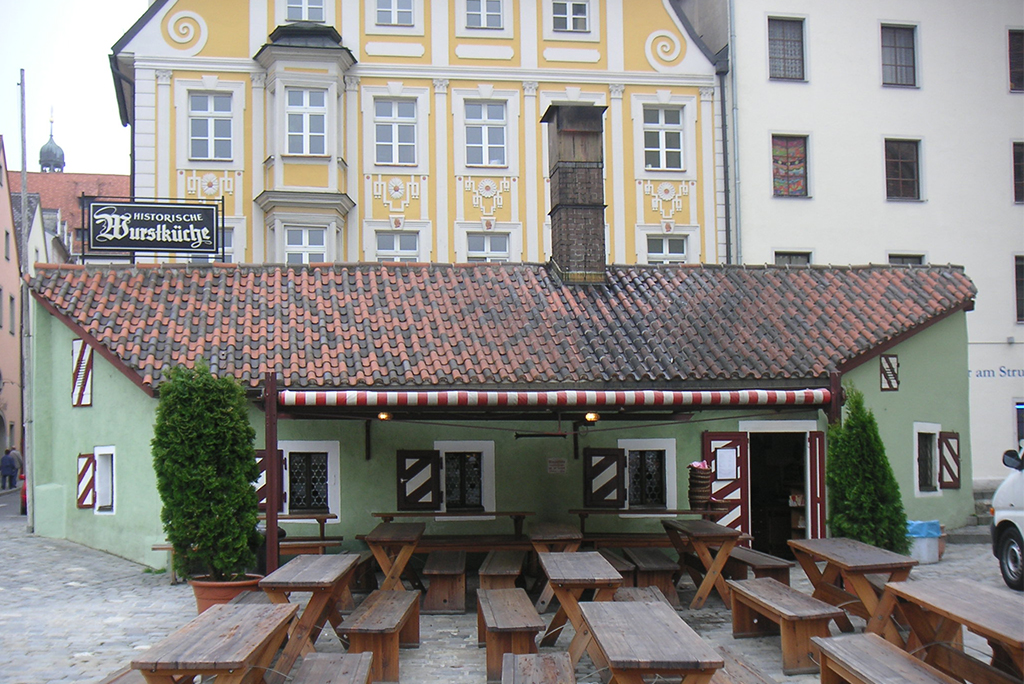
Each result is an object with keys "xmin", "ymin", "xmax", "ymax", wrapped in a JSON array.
[
  {"xmin": 346, "ymin": 77, "xmax": 361, "ymax": 261},
  {"xmin": 156, "ymin": 73, "xmax": 172, "ymax": 200},
  {"xmin": 913, "ymin": 422, "xmax": 943, "ymax": 498},
  {"xmin": 609, "ymin": 86, "xmax": 626, "ymax": 263},
  {"xmin": 251, "ymin": 0, "xmax": 269, "ymax": 59},
  {"xmin": 173, "ymin": 77, "xmax": 247, "ymax": 172},
  {"xmin": 453, "ymin": 221, "xmax": 523, "ymax": 262},
  {"xmin": 93, "ymin": 445, "xmax": 116, "ymax": 515},
  {"xmin": 278, "ymin": 440, "xmax": 341, "ymax": 517},
  {"xmin": 342, "ymin": 0, "xmax": 361, "ymax": 60},
  {"xmin": 519, "ymin": 1, "xmax": 538, "ymax": 70},
  {"xmin": 451, "ymin": 87, "xmax": 520, "ymax": 177},
  {"xmin": 274, "ymin": 0, "xmax": 335, "ymax": 26},
  {"xmin": 629, "ymin": 92, "xmax": 698, "ymax": 180},
  {"xmin": 362, "ymin": 84, "xmax": 432, "ymax": 176},
  {"xmin": 765, "ymin": 12, "xmax": 811, "ymax": 83},
  {"xmin": 267, "ymin": 211, "xmax": 341, "ymax": 262},
  {"xmin": 455, "ymin": 45, "xmax": 515, "ymax": 60},
  {"xmin": 364, "ymin": 0, "xmax": 426, "ymax": 36},
  {"xmin": 365, "ymin": 42, "xmax": 426, "ymax": 57},
  {"xmin": 543, "ymin": 48, "xmax": 601, "ymax": 63},
  {"xmin": 522, "ymin": 84, "xmax": 540, "ymax": 261},
  {"xmin": 434, "ymin": 440, "xmax": 496, "ymax": 513},
  {"xmin": 699, "ymin": 88, "xmax": 716, "ymax": 262},
  {"xmin": 635, "ymin": 223, "xmax": 700, "ymax": 265},
  {"xmin": 363, "ymin": 218, "xmax": 433, "ymax": 262},
  {"xmin": 454, "ymin": 0, "xmax": 514, "ymax": 39},
  {"xmin": 607, "ymin": 0, "xmax": 624, "ymax": 72},
  {"xmin": 738, "ymin": 420, "xmax": 820, "ymax": 433},
  {"xmin": 542, "ymin": 0, "xmax": 601, "ymax": 43},
  {"xmin": 617, "ymin": 437, "xmax": 677, "ymax": 511},
  {"xmin": 434, "ymin": 83, "xmax": 450, "ymax": 260}
]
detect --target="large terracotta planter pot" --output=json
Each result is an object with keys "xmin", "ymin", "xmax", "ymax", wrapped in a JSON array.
[{"xmin": 188, "ymin": 574, "xmax": 263, "ymax": 614}]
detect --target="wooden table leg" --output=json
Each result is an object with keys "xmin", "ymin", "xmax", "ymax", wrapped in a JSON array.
[
  {"xmin": 792, "ymin": 554, "xmax": 854, "ymax": 632},
  {"xmin": 844, "ymin": 570, "xmax": 907, "ymax": 643},
  {"xmin": 373, "ymin": 542, "xmax": 417, "ymax": 591},
  {"xmin": 689, "ymin": 539, "xmax": 735, "ymax": 609}
]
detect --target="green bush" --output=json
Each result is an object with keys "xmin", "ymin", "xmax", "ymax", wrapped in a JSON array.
[
  {"xmin": 826, "ymin": 387, "xmax": 910, "ymax": 554},
  {"xmin": 151, "ymin": 363, "xmax": 260, "ymax": 581}
]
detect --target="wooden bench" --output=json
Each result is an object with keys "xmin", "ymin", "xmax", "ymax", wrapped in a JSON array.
[
  {"xmin": 479, "ymin": 550, "xmax": 527, "ymax": 590},
  {"xmin": 279, "ymin": 537, "xmax": 344, "ymax": 556},
  {"xmin": 338, "ymin": 590, "xmax": 420, "ymax": 684},
  {"xmin": 477, "ymin": 588, "xmax": 546, "ymax": 682},
  {"xmin": 682, "ymin": 546, "xmax": 794, "ymax": 586},
  {"xmin": 287, "ymin": 652, "xmax": 373, "ymax": 684},
  {"xmin": 422, "ymin": 550, "xmax": 467, "ymax": 613},
  {"xmin": 227, "ymin": 589, "xmax": 271, "ymax": 605},
  {"xmin": 583, "ymin": 532, "xmax": 674, "ymax": 549},
  {"xmin": 812, "ymin": 633, "xmax": 962, "ymax": 684},
  {"xmin": 623, "ymin": 547, "xmax": 679, "ymax": 606},
  {"xmin": 710, "ymin": 644, "xmax": 780, "ymax": 684},
  {"xmin": 97, "ymin": 668, "xmax": 147, "ymax": 684},
  {"xmin": 727, "ymin": 577, "xmax": 845, "ymax": 675},
  {"xmin": 150, "ymin": 543, "xmax": 180, "ymax": 584},
  {"xmin": 500, "ymin": 652, "xmax": 575, "ymax": 684},
  {"xmin": 612, "ymin": 585, "xmax": 672, "ymax": 606},
  {"xmin": 597, "ymin": 549, "xmax": 635, "ymax": 587}
]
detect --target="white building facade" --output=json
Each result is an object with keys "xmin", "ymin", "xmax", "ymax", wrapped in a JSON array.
[{"xmin": 684, "ymin": 0, "xmax": 1024, "ymax": 485}]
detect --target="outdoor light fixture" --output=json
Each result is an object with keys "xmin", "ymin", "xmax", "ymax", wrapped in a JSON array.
[
  {"xmin": 584, "ymin": 412, "xmax": 600, "ymax": 422},
  {"xmin": 377, "ymin": 411, "xmax": 392, "ymax": 421}
]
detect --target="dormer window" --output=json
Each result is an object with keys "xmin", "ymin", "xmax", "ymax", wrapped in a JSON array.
[{"xmin": 287, "ymin": 0, "xmax": 324, "ymax": 22}]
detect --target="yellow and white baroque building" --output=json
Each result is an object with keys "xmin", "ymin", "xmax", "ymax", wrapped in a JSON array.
[{"xmin": 111, "ymin": 0, "xmax": 725, "ymax": 266}]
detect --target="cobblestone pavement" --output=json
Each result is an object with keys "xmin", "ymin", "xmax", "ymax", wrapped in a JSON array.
[{"xmin": 0, "ymin": 494, "xmax": 1014, "ymax": 684}]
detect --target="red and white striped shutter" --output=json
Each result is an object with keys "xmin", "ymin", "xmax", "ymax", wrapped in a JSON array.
[
  {"xmin": 396, "ymin": 450, "xmax": 441, "ymax": 511},
  {"xmin": 938, "ymin": 432, "xmax": 961, "ymax": 490},
  {"xmin": 702, "ymin": 432, "xmax": 750, "ymax": 536},
  {"xmin": 582, "ymin": 448, "xmax": 626, "ymax": 509},
  {"xmin": 71, "ymin": 339, "xmax": 93, "ymax": 407},
  {"xmin": 807, "ymin": 431, "xmax": 826, "ymax": 539},
  {"xmin": 76, "ymin": 453, "xmax": 95, "ymax": 509},
  {"xmin": 255, "ymin": 450, "xmax": 285, "ymax": 512}
]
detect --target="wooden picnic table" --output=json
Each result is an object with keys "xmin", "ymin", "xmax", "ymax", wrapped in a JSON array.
[
  {"xmin": 529, "ymin": 522, "xmax": 584, "ymax": 612},
  {"xmin": 258, "ymin": 553, "xmax": 360, "ymax": 684},
  {"xmin": 130, "ymin": 603, "xmax": 298, "ymax": 684},
  {"xmin": 866, "ymin": 578, "xmax": 1024, "ymax": 684},
  {"xmin": 580, "ymin": 600, "xmax": 724, "ymax": 684},
  {"xmin": 372, "ymin": 510, "xmax": 535, "ymax": 538},
  {"xmin": 260, "ymin": 512, "xmax": 338, "ymax": 540},
  {"xmin": 788, "ymin": 537, "xmax": 917, "ymax": 634},
  {"xmin": 662, "ymin": 518, "xmax": 744, "ymax": 609},
  {"xmin": 569, "ymin": 508, "xmax": 725, "ymax": 534},
  {"xmin": 536, "ymin": 551, "xmax": 623, "ymax": 667},
  {"xmin": 364, "ymin": 522, "xmax": 426, "ymax": 591}
]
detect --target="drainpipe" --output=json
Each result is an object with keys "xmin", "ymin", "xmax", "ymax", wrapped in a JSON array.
[
  {"xmin": 716, "ymin": 50, "xmax": 732, "ymax": 264},
  {"xmin": 727, "ymin": 0, "xmax": 742, "ymax": 263}
]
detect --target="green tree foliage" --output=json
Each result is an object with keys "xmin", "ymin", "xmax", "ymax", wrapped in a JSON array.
[
  {"xmin": 826, "ymin": 387, "xmax": 910, "ymax": 554},
  {"xmin": 151, "ymin": 363, "xmax": 260, "ymax": 581}
]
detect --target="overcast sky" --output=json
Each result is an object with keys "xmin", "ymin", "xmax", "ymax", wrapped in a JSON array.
[{"xmin": 0, "ymin": 0, "xmax": 149, "ymax": 176}]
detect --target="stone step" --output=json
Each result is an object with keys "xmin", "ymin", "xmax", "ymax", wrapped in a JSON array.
[{"xmin": 946, "ymin": 524, "xmax": 990, "ymax": 545}]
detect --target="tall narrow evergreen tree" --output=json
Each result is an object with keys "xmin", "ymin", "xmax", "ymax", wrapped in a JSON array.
[
  {"xmin": 151, "ymin": 362, "xmax": 260, "ymax": 581},
  {"xmin": 826, "ymin": 387, "xmax": 910, "ymax": 554}
]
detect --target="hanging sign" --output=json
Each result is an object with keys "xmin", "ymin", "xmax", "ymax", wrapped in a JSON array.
[{"xmin": 87, "ymin": 201, "xmax": 219, "ymax": 254}]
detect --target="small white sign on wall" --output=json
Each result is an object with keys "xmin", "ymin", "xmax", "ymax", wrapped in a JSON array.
[
  {"xmin": 716, "ymin": 447, "xmax": 738, "ymax": 480},
  {"xmin": 547, "ymin": 457, "xmax": 567, "ymax": 475}
]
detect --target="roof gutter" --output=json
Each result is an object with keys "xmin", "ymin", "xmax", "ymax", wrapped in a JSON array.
[{"xmin": 280, "ymin": 388, "xmax": 831, "ymax": 409}]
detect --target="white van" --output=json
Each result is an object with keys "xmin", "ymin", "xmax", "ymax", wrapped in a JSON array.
[{"xmin": 991, "ymin": 448, "xmax": 1024, "ymax": 591}]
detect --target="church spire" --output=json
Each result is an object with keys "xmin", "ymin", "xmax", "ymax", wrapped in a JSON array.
[{"xmin": 39, "ymin": 110, "xmax": 65, "ymax": 173}]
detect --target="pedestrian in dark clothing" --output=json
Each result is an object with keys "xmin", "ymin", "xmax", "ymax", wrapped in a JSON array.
[{"xmin": 0, "ymin": 449, "xmax": 16, "ymax": 490}]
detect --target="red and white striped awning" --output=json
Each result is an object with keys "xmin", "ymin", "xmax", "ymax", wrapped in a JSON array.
[{"xmin": 279, "ymin": 388, "xmax": 831, "ymax": 410}]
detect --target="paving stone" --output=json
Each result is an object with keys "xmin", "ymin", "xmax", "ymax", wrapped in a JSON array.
[{"xmin": 0, "ymin": 495, "xmax": 1013, "ymax": 684}]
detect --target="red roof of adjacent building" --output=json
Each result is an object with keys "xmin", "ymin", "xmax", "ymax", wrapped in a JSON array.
[
  {"xmin": 27, "ymin": 262, "xmax": 976, "ymax": 395},
  {"xmin": 8, "ymin": 172, "xmax": 129, "ymax": 232}
]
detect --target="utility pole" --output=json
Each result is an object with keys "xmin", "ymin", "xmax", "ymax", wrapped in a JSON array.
[{"xmin": 18, "ymin": 69, "xmax": 32, "ymax": 532}]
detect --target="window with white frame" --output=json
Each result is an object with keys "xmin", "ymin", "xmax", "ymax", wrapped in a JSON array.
[
  {"xmin": 465, "ymin": 102, "xmax": 506, "ymax": 167},
  {"xmin": 646, "ymin": 235, "xmax": 686, "ymax": 264},
  {"xmin": 643, "ymin": 106, "xmax": 684, "ymax": 170},
  {"xmin": 376, "ymin": 0, "xmax": 414, "ymax": 26},
  {"xmin": 620, "ymin": 439, "xmax": 677, "ymax": 510},
  {"xmin": 287, "ymin": 0, "xmax": 324, "ymax": 22},
  {"xmin": 553, "ymin": 0, "xmax": 589, "ymax": 32},
  {"xmin": 376, "ymin": 231, "xmax": 419, "ymax": 261},
  {"xmin": 189, "ymin": 93, "xmax": 232, "ymax": 161},
  {"xmin": 279, "ymin": 441, "xmax": 340, "ymax": 516},
  {"xmin": 286, "ymin": 88, "xmax": 327, "ymax": 156},
  {"xmin": 467, "ymin": 0, "xmax": 502, "ymax": 29},
  {"xmin": 94, "ymin": 447, "xmax": 115, "ymax": 513},
  {"xmin": 467, "ymin": 232, "xmax": 509, "ymax": 261},
  {"xmin": 285, "ymin": 226, "xmax": 326, "ymax": 264},
  {"xmin": 396, "ymin": 441, "xmax": 495, "ymax": 513},
  {"xmin": 375, "ymin": 99, "xmax": 417, "ymax": 165}
]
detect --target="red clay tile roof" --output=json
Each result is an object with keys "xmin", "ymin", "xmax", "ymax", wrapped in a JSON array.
[
  {"xmin": 9, "ymin": 172, "xmax": 130, "ymax": 233},
  {"xmin": 28, "ymin": 262, "xmax": 975, "ymax": 392}
]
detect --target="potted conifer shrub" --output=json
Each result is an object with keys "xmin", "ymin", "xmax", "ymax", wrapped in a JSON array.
[
  {"xmin": 826, "ymin": 387, "xmax": 910, "ymax": 554},
  {"xmin": 151, "ymin": 362, "xmax": 262, "ymax": 612}
]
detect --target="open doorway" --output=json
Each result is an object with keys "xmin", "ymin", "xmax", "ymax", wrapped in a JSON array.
[{"xmin": 749, "ymin": 432, "xmax": 806, "ymax": 559}]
